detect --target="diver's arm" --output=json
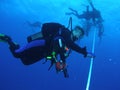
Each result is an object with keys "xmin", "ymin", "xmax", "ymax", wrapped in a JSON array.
[
  {"xmin": 88, "ymin": 0, "xmax": 95, "ymax": 10},
  {"xmin": 69, "ymin": 8, "xmax": 79, "ymax": 15},
  {"xmin": 63, "ymin": 30, "xmax": 95, "ymax": 58},
  {"xmin": 67, "ymin": 8, "xmax": 80, "ymax": 18},
  {"xmin": 63, "ymin": 31, "xmax": 88, "ymax": 57},
  {"xmin": 68, "ymin": 41, "xmax": 88, "ymax": 57},
  {"xmin": 67, "ymin": 39, "xmax": 95, "ymax": 58}
]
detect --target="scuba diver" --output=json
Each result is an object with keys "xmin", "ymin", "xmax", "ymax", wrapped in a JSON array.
[
  {"xmin": 26, "ymin": 21, "xmax": 42, "ymax": 28},
  {"xmin": 0, "ymin": 22, "xmax": 95, "ymax": 78},
  {"xmin": 26, "ymin": 21, "xmax": 42, "ymax": 32},
  {"xmin": 88, "ymin": 0, "xmax": 104, "ymax": 40},
  {"xmin": 66, "ymin": 0, "xmax": 104, "ymax": 39}
]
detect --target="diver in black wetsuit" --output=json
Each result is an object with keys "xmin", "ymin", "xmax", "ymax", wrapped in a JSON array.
[
  {"xmin": 0, "ymin": 22, "xmax": 95, "ymax": 78},
  {"xmin": 66, "ymin": 1, "xmax": 104, "ymax": 38}
]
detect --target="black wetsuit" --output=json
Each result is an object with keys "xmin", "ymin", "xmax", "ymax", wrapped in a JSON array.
[
  {"xmin": 42, "ymin": 23, "xmax": 87, "ymax": 56},
  {"xmin": 10, "ymin": 23, "xmax": 87, "ymax": 65}
]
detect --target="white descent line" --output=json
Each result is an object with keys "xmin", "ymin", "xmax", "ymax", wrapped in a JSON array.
[{"xmin": 86, "ymin": 27, "xmax": 97, "ymax": 90}]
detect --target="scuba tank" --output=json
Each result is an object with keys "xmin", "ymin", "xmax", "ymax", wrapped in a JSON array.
[
  {"xmin": 27, "ymin": 32, "xmax": 43, "ymax": 43},
  {"xmin": 27, "ymin": 23, "xmax": 65, "ymax": 43}
]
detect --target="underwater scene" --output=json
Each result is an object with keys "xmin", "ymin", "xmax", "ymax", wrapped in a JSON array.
[{"xmin": 0, "ymin": 0, "xmax": 120, "ymax": 90}]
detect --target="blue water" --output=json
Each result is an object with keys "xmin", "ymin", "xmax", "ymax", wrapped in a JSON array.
[{"xmin": 0, "ymin": 0, "xmax": 120, "ymax": 90}]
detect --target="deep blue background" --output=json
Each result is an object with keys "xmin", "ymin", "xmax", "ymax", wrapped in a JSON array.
[{"xmin": 0, "ymin": 0, "xmax": 120, "ymax": 90}]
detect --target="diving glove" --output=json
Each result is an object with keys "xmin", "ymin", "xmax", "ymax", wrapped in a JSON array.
[{"xmin": 87, "ymin": 52, "xmax": 95, "ymax": 58}]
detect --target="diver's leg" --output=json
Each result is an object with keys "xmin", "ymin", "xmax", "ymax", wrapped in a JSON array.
[
  {"xmin": 85, "ymin": 20, "xmax": 92, "ymax": 36},
  {"xmin": 0, "ymin": 34, "xmax": 20, "ymax": 58},
  {"xmin": 15, "ymin": 39, "xmax": 45, "ymax": 53},
  {"xmin": 0, "ymin": 34, "xmax": 46, "ymax": 65},
  {"xmin": 97, "ymin": 23, "xmax": 104, "ymax": 41},
  {"xmin": 15, "ymin": 39, "xmax": 46, "ymax": 65}
]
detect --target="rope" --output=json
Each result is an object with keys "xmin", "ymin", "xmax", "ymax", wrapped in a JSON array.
[
  {"xmin": 85, "ymin": 27, "xmax": 96, "ymax": 90},
  {"xmin": 67, "ymin": 17, "xmax": 72, "ymax": 31}
]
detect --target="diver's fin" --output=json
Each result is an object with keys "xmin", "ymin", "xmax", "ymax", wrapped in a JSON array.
[
  {"xmin": 0, "ymin": 34, "xmax": 5, "ymax": 42},
  {"xmin": 0, "ymin": 33, "xmax": 19, "ymax": 50},
  {"xmin": 0, "ymin": 33, "xmax": 11, "ymax": 43}
]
